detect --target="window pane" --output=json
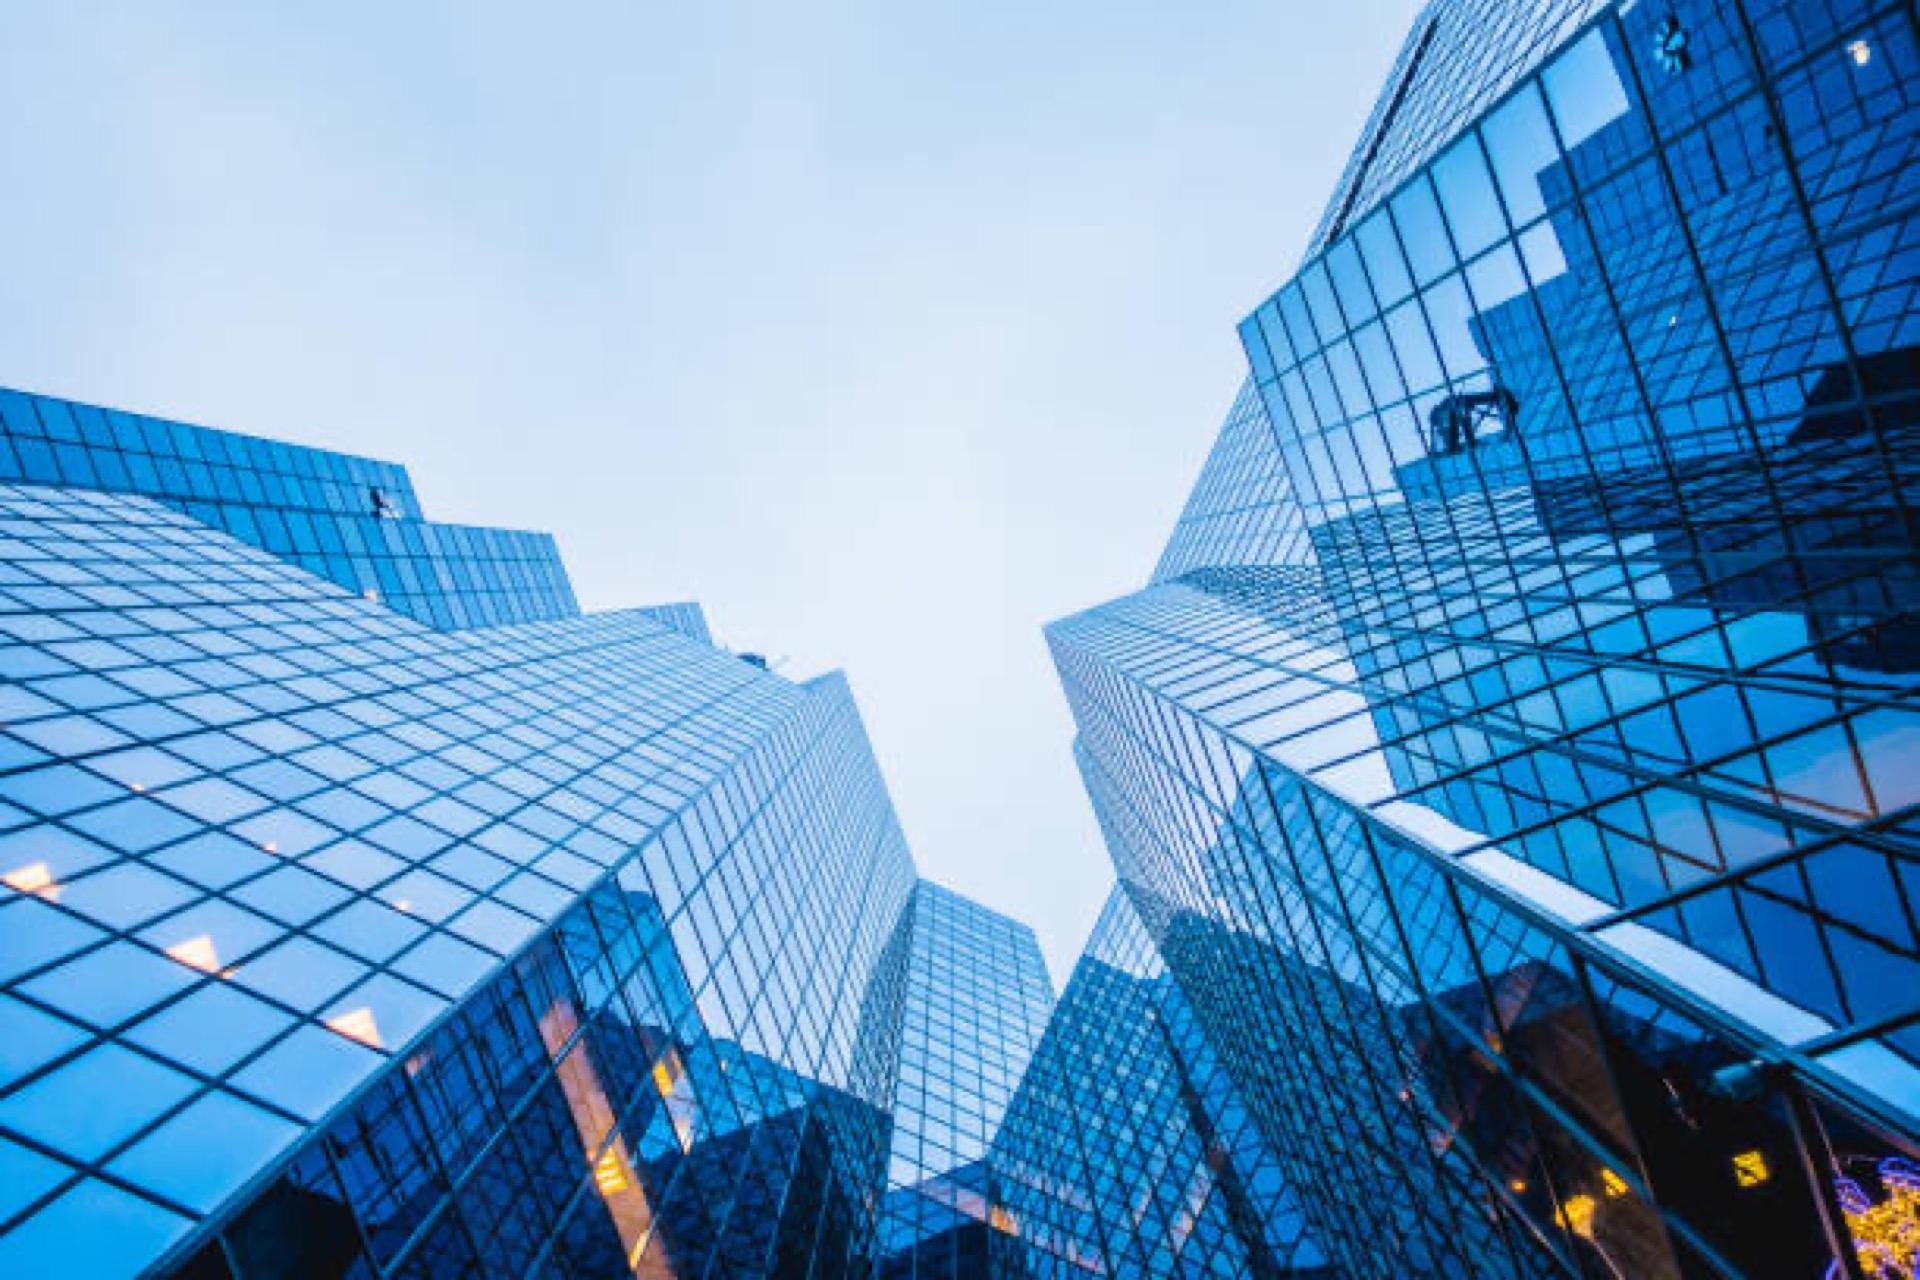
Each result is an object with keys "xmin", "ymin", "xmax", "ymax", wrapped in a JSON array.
[
  {"xmin": 1432, "ymin": 134, "xmax": 1507, "ymax": 257},
  {"xmin": 1357, "ymin": 208, "xmax": 1414, "ymax": 306},
  {"xmin": 1481, "ymin": 84, "xmax": 1560, "ymax": 225},
  {"xmin": 1421, "ymin": 275, "xmax": 1490, "ymax": 380},
  {"xmin": 1328, "ymin": 239, "xmax": 1378, "ymax": 325},
  {"xmin": 1543, "ymin": 29, "xmax": 1631, "ymax": 150},
  {"xmin": 1302, "ymin": 262, "xmax": 1347, "ymax": 345},
  {"xmin": 1353, "ymin": 321, "xmax": 1408, "ymax": 404},
  {"xmin": 1278, "ymin": 284, "xmax": 1320, "ymax": 359},
  {"xmin": 1385, "ymin": 301, "xmax": 1445, "ymax": 394},
  {"xmin": 1390, "ymin": 176, "xmax": 1455, "ymax": 285},
  {"xmin": 1467, "ymin": 243, "xmax": 1529, "ymax": 312}
]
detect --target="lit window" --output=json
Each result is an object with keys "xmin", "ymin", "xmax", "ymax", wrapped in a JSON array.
[
  {"xmin": 1848, "ymin": 39, "xmax": 1872, "ymax": 65},
  {"xmin": 327, "ymin": 1007, "xmax": 383, "ymax": 1048},
  {"xmin": 1557, "ymin": 1193, "xmax": 1597, "ymax": 1238},
  {"xmin": 166, "ymin": 934, "xmax": 222, "ymax": 974},
  {"xmin": 1733, "ymin": 1150, "xmax": 1770, "ymax": 1187},
  {"xmin": 594, "ymin": 1149, "xmax": 631, "ymax": 1195},
  {"xmin": 4, "ymin": 861, "xmax": 58, "ymax": 900}
]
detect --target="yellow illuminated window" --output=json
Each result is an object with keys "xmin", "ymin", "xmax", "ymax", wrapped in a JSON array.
[
  {"xmin": 1556, "ymin": 1193, "xmax": 1597, "ymax": 1238},
  {"xmin": 594, "ymin": 1149, "xmax": 631, "ymax": 1196},
  {"xmin": 1732, "ymin": 1150, "xmax": 1770, "ymax": 1188},
  {"xmin": 1600, "ymin": 1168, "xmax": 1628, "ymax": 1199}
]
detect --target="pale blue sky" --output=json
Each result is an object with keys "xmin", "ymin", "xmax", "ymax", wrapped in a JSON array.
[{"xmin": 0, "ymin": 0, "xmax": 1416, "ymax": 979}]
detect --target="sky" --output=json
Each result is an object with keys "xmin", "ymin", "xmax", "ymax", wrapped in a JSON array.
[{"xmin": 0, "ymin": 0, "xmax": 1418, "ymax": 980}]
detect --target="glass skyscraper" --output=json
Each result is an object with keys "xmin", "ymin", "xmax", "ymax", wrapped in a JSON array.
[
  {"xmin": 0, "ymin": 385, "xmax": 1323, "ymax": 1279},
  {"xmin": 0, "ymin": 389, "xmax": 577, "ymax": 630},
  {"xmin": 1052, "ymin": 0, "xmax": 1920, "ymax": 1277},
  {"xmin": 0, "ymin": 388, "xmax": 1078, "ymax": 1280},
  {"xmin": 987, "ymin": 886, "xmax": 1330, "ymax": 1279},
  {"xmin": 7, "ymin": 0, "xmax": 1919, "ymax": 1275},
  {"xmin": 876, "ymin": 883, "xmax": 1053, "ymax": 1279}
]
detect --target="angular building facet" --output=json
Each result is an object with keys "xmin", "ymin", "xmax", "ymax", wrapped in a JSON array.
[
  {"xmin": 0, "ymin": 390, "xmax": 1040, "ymax": 1280},
  {"xmin": 0, "ymin": 385, "xmax": 1318, "ymax": 1280},
  {"xmin": 0, "ymin": 389, "xmax": 577, "ymax": 630},
  {"xmin": 1052, "ymin": 0, "xmax": 1920, "ymax": 1276},
  {"xmin": 876, "ymin": 883, "xmax": 1053, "ymax": 1279},
  {"xmin": 11, "ymin": 0, "xmax": 1920, "ymax": 1274},
  {"xmin": 987, "ymin": 886, "xmax": 1330, "ymax": 1279}
]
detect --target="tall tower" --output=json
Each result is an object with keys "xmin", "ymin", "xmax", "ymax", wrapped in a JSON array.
[
  {"xmin": 1051, "ymin": 0, "xmax": 1920, "ymax": 1275},
  {"xmin": 877, "ymin": 881, "xmax": 1054, "ymax": 1278},
  {"xmin": 0, "ymin": 390, "xmax": 924, "ymax": 1280}
]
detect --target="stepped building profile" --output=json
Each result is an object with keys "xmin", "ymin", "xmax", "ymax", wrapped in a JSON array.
[
  {"xmin": 0, "ymin": 388, "xmax": 1315, "ymax": 1280},
  {"xmin": 2, "ymin": 0, "xmax": 1917, "ymax": 1275}
]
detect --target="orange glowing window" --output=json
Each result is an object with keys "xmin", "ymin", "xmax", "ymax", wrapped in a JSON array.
[
  {"xmin": 1556, "ymin": 1193, "xmax": 1597, "ymax": 1239},
  {"xmin": 166, "ymin": 934, "xmax": 222, "ymax": 974},
  {"xmin": 989, "ymin": 1206, "xmax": 1019, "ymax": 1236},
  {"xmin": 1733, "ymin": 1150, "xmax": 1770, "ymax": 1188},
  {"xmin": 328, "ymin": 1007, "xmax": 384, "ymax": 1048},
  {"xmin": 1600, "ymin": 1168, "xmax": 1628, "ymax": 1199}
]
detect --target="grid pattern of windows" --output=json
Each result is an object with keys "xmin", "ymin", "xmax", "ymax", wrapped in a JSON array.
[
  {"xmin": 988, "ymin": 886, "xmax": 1330, "ymax": 1279},
  {"xmin": 635, "ymin": 603, "xmax": 716, "ymax": 647},
  {"xmin": 0, "ymin": 382, "xmax": 1347, "ymax": 1277},
  {"xmin": 1053, "ymin": 0, "xmax": 1920, "ymax": 1276},
  {"xmin": 1153, "ymin": 381, "xmax": 1312, "ymax": 586},
  {"xmin": 0, "ymin": 388, "xmax": 578, "ymax": 630},
  {"xmin": 0, "ymin": 481, "xmax": 918, "ymax": 1278},
  {"xmin": 164, "ymin": 884, "xmax": 898, "ymax": 1280},
  {"xmin": 878, "ymin": 882, "xmax": 1054, "ymax": 1278},
  {"xmin": 1308, "ymin": 0, "xmax": 1610, "ymax": 254}
]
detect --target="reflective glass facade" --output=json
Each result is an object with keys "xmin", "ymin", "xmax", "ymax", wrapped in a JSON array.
[
  {"xmin": 987, "ymin": 886, "xmax": 1329, "ymax": 1279},
  {"xmin": 0, "ymin": 458, "xmax": 928, "ymax": 1277},
  {"xmin": 13, "ymin": 0, "xmax": 1920, "ymax": 1272},
  {"xmin": 0, "ymin": 388, "xmax": 576, "ymax": 630},
  {"xmin": 0, "ymin": 395, "xmax": 1079, "ymax": 1280},
  {"xmin": 1054, "ymin": 0, "xmax": 1920, "ymax": 1275},
  {"xmin": 5, "ymin": 388, "xmax": 1326, "ymax": 1279},
  {"xmin": 877, "ymin": 883, "xmax": 1053, "ymax": 1279}
]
